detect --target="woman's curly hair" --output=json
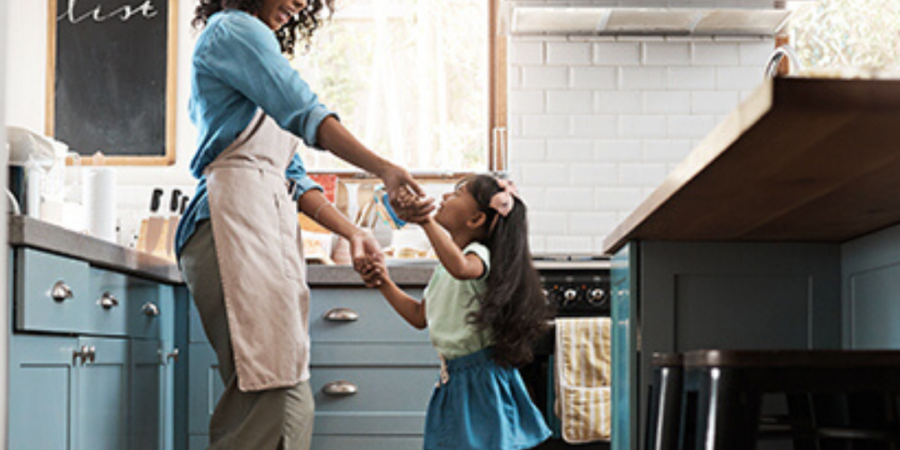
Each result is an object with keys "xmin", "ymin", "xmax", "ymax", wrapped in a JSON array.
[
  {"xmin": 464, "ymin": 175, "xmax": 554, "ymax": 367},
  {"xmin": 192, "ymin": 0, "xmax": 334, "ymax": 55}
]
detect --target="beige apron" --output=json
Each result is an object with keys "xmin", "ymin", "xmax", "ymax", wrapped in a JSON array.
[{"xmin": 205, "ymin": 109, "xmax": 310, "ymax": 392}]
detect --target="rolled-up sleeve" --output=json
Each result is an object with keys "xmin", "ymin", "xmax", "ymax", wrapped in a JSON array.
[
  {"xmin": 196, "ymin": 13, "xmax": 337, "ymax": 149},
  {"xmin": 286, "ymin": 153, "xmax": 323, "ymax": 201}
]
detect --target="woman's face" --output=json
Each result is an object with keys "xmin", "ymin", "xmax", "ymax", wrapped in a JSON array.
[{"xmin": 257, "ymin": 0, "xmax": 307, "ymax": 30}]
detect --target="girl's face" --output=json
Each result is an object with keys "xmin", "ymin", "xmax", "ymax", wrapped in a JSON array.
[
  {"xmin": 434, "ymin": 181, "xmax": 484, "ymax": 234},
  {"xmin": 257, "ymin": 0, "xmax": 307, "ymax": 30}
]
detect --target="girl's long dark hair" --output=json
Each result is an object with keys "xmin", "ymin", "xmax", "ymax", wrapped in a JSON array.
[
  {"xmin": 466, "ymin": 175, "xmax": 554, "ymax": 367},
  {"xmin": 192, "ymin": 0, "xmax": 334, "ymax": 55}
]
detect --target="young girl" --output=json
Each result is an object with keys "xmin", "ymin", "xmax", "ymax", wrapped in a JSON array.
[{"xmin": 363, "ymin": 174, "xmax": 553, "ymax": 450}]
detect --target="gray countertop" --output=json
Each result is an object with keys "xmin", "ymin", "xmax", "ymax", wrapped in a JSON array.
[{"xmin": 7, "ymin": 215, "xmax": 435, "ymax": 286}]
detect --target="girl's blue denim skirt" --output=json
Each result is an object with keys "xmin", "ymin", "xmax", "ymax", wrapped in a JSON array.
[{"xmin": 424, "ymin": 348, "xmax": 551, "ymax": 450}]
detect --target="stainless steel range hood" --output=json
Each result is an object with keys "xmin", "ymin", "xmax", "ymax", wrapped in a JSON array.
[{"xmin": 507, "ymin": 3, "xmax": 795, "ymax": 36}]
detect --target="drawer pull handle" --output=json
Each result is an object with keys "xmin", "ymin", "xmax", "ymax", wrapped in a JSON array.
[
  {"xmin": 322, "ymin": 380, "xmax": 358, "ymax": 396},
  {"xmin": 73, "ymin": 345, "xmax": 96, "ymax": 365},
  {"xmin": 99, "ymin": 292, "xmax": 120, "ymax": 309},
  {"xmin": 51, "ymin": 281, "xmax": 74, "ymax": 302},
  {"xmin": 142, "ymin": 302, "xmax": 160, "ymax": 317},
  {"xmin": 323, "ymin": 307, "xmax": 359, "ymax": 322}
]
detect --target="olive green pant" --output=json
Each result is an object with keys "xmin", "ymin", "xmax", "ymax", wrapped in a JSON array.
[{"xmin": 180, "ymin": 220, "xmax": 315, "ymax": 450}]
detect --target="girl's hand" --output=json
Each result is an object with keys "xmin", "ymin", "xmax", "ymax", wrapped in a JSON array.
[
  {"xmin": 349, "ymin": 228, "xmax": 383, "ymax": 275},
  {"xmin": 380, "ymin": 165, "xmax": 435, "ymax": 221},
  {"xmin": 359, "ymin": 255, "xmax": 388, "ymax": 288}
]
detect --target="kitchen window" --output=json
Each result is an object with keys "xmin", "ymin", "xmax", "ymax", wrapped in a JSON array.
[
  {"xmin": 293, "ymin": 0, "xmax": 506, "ymax": 175},
  {"xmin": 790, "ymin": 0, "xmax": 900, "ymax": 69}
]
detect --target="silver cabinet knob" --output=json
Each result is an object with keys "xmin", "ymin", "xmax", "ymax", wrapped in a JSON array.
[
  {"xmin": 51, "ymin": 281, "xmax": 74, "ymax": 302},
  {"xmin": 142, "ymin": 302, "xmax": 160, "ymax": 317},
  {"xmin": 99, "ymin": 292, "xmax": 119, "ymax": 309},
  {"xmin": 322, "ymin": 380, "xmax": 358, "ymax": 396},
  {"xmin": 73, "ymin": 345, "xmax": 96, "ymax": 365},
  {"xmin": 166, "ymin": 348, "xmax": 179, "ymax": 364},
  {"xmin": 323, "ymin": 307, "xmax": 359, "ymax": 322}
]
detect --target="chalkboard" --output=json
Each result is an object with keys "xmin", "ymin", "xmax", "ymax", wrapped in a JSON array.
[{"xmin": 47, "ymin": 0, "xmax": 177, "ymax": 165}]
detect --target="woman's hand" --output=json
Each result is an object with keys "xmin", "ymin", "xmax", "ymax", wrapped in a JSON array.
[
  {"xmin": 380, "ymin": 165, "xmax": 435, "ymax": 222},
  {"xmin": 359, "ymin": 254, "xmax": 387, "ymax": 288},
  {"xmin": 349, "ymin": 228, "xmax": 383, "ymax": 277}
]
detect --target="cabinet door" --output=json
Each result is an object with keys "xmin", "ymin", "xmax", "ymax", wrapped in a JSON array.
[
  {"xmin": 77, "ymin": 337, "xmax": 130, "ymax": 450},
  {"xmin": 188, "ymin": 343, "xmax": 225, "ymax": 436},
  {"xmin": 132, "ymin": 339, "xmax": 164, "ymax": 450},
  {"xmin": 9, "ymin": 334, "xmax": 78, "ymax": 450}
]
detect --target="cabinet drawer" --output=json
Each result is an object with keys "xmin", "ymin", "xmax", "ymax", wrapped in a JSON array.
[
  {"xmin": 309, "ymin": 288, "xmax": 427, "ymax": 343},
  {"xmin": 127, "ymin": 278, "xmax": 171, "ymax": 339},
  {"xmin": 15, "ymin": 248, "xmax": 92, "ymax": 334},
  {"xmin": 312, "ymin": 435, "xmax": 424, "ymax": 450},
  {"xmin": 310, "ymin": 365, "xmax": 434, "ymax": 435}
]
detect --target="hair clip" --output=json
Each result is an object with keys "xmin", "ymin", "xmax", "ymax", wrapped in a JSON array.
[{"xmin": 489, "ymin": 179, "xmax": 518, "ymax": 217}]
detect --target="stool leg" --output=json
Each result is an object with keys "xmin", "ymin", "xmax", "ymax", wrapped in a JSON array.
[
  {"xmin": 649, "ymin": 367, "xmax": 683, "ymax": 450},
  {"xmin": 697, "ymin": 370, "xmax": 761, "ymax": 450}
]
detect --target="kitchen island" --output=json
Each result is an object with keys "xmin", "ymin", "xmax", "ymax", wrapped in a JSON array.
[
  {"xmin": 601, "ymin": 77, "xmax": 900, "ymax": 450},
  {"xmin": 7, "ymin": 215, "xmax": 438, "ymax": 450}
]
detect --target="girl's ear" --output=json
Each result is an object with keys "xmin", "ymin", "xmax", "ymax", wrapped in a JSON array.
[{"xmin": 466, "ymin": 211, "xmax": 487, "ymax": 231}]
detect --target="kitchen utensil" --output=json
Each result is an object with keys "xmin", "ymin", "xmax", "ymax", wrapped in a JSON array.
[
  {"xmin": 163, "ymin": 189, "xmax": 182, "ymax": 259},
  {"xmin": 138, "ymin": 188, "xmax": 165, "ymax": 254}
]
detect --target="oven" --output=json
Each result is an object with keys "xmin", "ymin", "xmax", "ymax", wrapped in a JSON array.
[{"xmin": 522, "ymin": 257, "xmax": 612, "ymax": 450}]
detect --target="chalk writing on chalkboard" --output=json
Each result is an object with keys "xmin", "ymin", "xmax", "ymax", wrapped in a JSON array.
[{"xmin": 47, "ymin": 0, "xmax": 177, "ymax": 166}]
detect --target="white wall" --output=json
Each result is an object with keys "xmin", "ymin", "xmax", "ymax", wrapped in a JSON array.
[{"xmin": 507, "ymin": 35, "xmax": 774, "ymax": 254}]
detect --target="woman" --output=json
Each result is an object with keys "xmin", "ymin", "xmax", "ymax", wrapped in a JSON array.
[{"xmin": 176, "ymin": 0, "xmax": 432, "ymax": 448}]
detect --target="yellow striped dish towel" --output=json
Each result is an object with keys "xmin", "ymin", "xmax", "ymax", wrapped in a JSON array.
[{"xmin": 555, "ymin": 317, "xmax": 612, "ymax": 443}]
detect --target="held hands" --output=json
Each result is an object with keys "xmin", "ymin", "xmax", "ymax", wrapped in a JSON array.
[
  {"xmin": 359, "ymin": 254, "xmax": 389, "ymax": 288},
  {"xmin": 380, "ymin": 166, "xmax": 435, "ymax": 223},
  {"xmin": 349, "ymin": 228, "xmax": 383, "ymax": 280}
]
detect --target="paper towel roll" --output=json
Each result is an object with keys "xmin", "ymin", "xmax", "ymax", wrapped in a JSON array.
[{"xmin": 83, "ymin": 167, "xmax": 117, "ymax": 242}]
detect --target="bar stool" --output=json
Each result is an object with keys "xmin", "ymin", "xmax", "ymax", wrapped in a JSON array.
[
  {"xmin": 645, "ymin": 353, "xmax": 683, "ymax": 450},
  {"xmin": 680, "ymin": 349, "xmax": 900, "ymax": 450}
]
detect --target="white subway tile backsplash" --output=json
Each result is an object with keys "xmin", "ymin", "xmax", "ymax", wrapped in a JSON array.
[
  {"xmin": 643, "ymin": 42, "xmax": 691, "ymax": 66},
  {"xmin": 594, "ymin": 187, "xmax": 644, "ymax": 211},
  {"xmin": 691, "ymin": 91, "xmax": 739, "ymax": 114},
  {"xmin": 509, "ymin": 33, "xmax": 754, "ymax": 254},
  {"xmin": 619, "ymin": 115, "xmax": 667, "ymax": 139},
  {"xmin": 595, "ymin": 91, "xmax": 642, "ymax": 114},
  {"xmin": 545, "ymin": 188, "xmax": 594, "ymax": 209},
  {"xmin": 620, "ymin": 163, "xmax": 668, "ymax": 186},
  {"xmin": 570, "ymin": 67, "xmax": 618, "ymax": 89},
  {"xmin": 509, "ymin": 139, "xmax": 546, "ymax": 162},
  {"xmin": 593, "ymin": 42, "xmax": 641, "ymax": 65},
  {"xmin": 667, "ymin": 67, "xmax": 715, "ymax": 90},
  {"xmin": 643, "ymin": 91, "xmax": 691, "ymax": 114},
  {"xmin": 529, "ymin": 211, "xmax": 567, "ymax": 235},
  {"xmin": 692, "ymin": 42, "xmax": 740, "ymax": 66},
  {"xmin": 739, "ymin": 41, "xmax": 775, "ymax": 67},
  {"xmin": 509, "ymin": 41, "xmax": 544, "ymax": 65},
  {"xmin": 547, "ymin": 91, "xmax": 593, "ymax": 113},
  {"xmin": 595, "ymin": 140, "xmax": 642, "ymax": 162},
  {"xmin": 547, "ymin": 140, "xmax": 594, "ymax": 162},
  {"xmin": 547, "ymin": 42, "xmax": 592, "ymax": 65},
  {"xmin": 521, "ymin": 163, "xmax": 570, "ymax": 187},
  {"xmin": 571, "ymin": 163, "xmax": 618, "ymax": 186},
  {"xmin": 643, "ymin": 139, "xmax": 693, "ymax": 162},
  {"xmin": 521, "ymin": 115, "xmax": 569, "ymax": 137},
  {"xmin": 571, "ymin": 115, "xmax": 618, "ymax": 138},
  {"xmin": 667, "ymin": 115, "xmax": 716, "ymax": 139},
  {"xmin": 569, "ymin": 212, "xmax": 618, "ymax": 235},
  {"xmin": 546, "ymin": 235, "xmax": 594, "ymax": 254},
  {"xmin": 619, "ymin": 67, "xmax": 666, "ymax": 90},
  {"xmin": 716, "ymin": 67, "xmax": 764, "ymax": 90},
  {"xmin": 509, "ymin": 90, "xmax": 545, "ymax": 113},
  {"xmin": 521, "ymin": 66, "xmax": 568, "ymax": 89}
]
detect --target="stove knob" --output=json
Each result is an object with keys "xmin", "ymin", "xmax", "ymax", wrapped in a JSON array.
[
  {"xmin": 563, "ymin": 289, "xmax": 578, "ymax": 305},
  {"xmin": 588, "ymin": 288, "xmax": 606, "ymax": 305}
]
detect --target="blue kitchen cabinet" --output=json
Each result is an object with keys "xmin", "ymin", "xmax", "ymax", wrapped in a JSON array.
[
  {"xmin": 8, "ymin": 247, "xmax": 178, "ymax": 450},
  {"xmin": 609, "ymin": 241, "xmax": 842, "ymax": 450},
  {"xmin": 185, "ymin": 285, "xmax": 438, "ymax": 450}
]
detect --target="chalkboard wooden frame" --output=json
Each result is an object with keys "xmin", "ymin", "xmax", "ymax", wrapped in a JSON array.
[{"xmin": 45, "ymin": 0, "xmax": 178, "ymax": 166}]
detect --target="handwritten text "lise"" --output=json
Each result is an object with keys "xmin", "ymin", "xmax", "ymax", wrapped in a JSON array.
[{"xmin": 58, "ymin": 0, "xmax": 159, "ymax": 24}]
